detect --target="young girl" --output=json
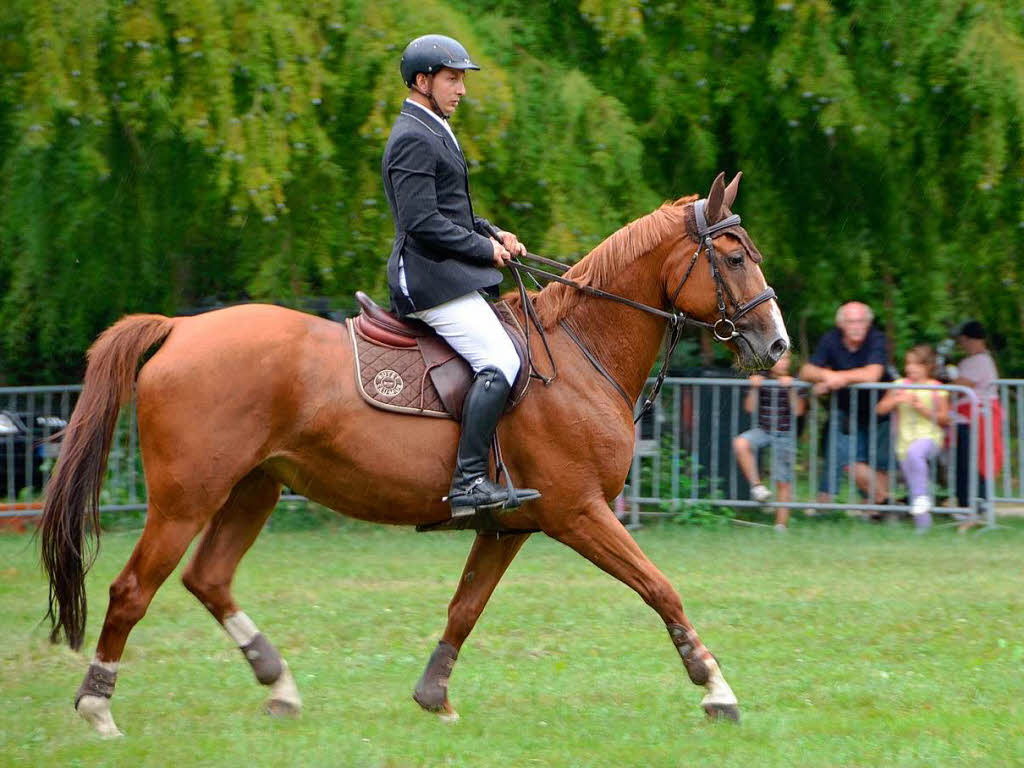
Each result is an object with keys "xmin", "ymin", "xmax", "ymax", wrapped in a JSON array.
[{"xmin": 876, "ymin": 345, "xmax": 950, "ymax": 530}]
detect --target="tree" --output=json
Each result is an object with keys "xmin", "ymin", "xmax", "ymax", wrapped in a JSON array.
[{"xmin": 1, "ymin": 0, "xmax": 1022, "ymax": 382}]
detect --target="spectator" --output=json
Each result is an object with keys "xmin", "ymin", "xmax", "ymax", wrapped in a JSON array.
[
  {"xmin": 876, "ymin": 345, "xmax": 950, "ymax": 531},
  {"xmin": 799, "ymin": 301, "xmax": 892, "ymax": 509},
  {"xmin": 733, "ymin": 349, "xmax": 806, "ymax": 531},
  {"xmin": 949, "ymin": 320, "xmax": 1002, "ymax": 524}
]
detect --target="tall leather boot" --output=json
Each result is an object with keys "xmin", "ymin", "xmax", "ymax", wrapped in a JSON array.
[{"xmin": 447, "ymin": 367, "xmax": 540, "ymax": 517}]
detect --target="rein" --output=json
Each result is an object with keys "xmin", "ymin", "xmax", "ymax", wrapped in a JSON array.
[{"xmin": 487, "ymin": 200, "xmax": 776, "ymax": 422}]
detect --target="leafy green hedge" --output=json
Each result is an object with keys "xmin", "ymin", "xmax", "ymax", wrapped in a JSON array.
[{"xmin": 2, "ymin": 0, "xmax": 1022, "ymax": 382}]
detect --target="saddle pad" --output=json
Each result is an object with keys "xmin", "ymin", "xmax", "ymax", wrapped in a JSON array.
[
  {"xmin": 348, "ymin": 300, "xmax": 531, "ymax": 420},
  {"xmin": 349, "ymin": 319, "xmax": 454, "ymax": 418}
]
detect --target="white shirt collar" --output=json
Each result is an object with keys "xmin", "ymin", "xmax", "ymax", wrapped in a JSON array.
[{"xmin": 404, "ymin": 99, "xmax": 459, "ymax": 148}]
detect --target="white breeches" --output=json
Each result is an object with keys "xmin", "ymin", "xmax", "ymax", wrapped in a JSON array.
[{"xmin": 410, "ymin": 291, "xmax": 520, "ymax": 387}]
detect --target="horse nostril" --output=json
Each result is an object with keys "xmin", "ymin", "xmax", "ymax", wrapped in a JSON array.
[{"xmin": 769, "ymin": 338, "xmax": 788, "ymax": 361}]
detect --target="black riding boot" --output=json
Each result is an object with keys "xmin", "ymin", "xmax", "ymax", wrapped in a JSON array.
[{"xmin": 447, "ymin": 367, "xmax": 540, "ymax": 517}]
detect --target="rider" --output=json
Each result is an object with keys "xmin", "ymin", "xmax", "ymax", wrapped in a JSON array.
[{"xmin": 382, "ymin": 34, "xmax": 540, "ymax": 518}]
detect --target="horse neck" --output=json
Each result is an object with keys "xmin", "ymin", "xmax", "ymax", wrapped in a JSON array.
[{"xmin": 564, "ymin": 247, "xmax": 670, "ymax": 406}]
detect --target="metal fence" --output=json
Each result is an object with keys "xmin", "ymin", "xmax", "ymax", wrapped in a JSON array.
[
  {"xmin": 0, "ymin": 380, "xmax": 1017, "ymax": 529},
  {"xmin": 0, "ymin": 385, "xmax": 150, "ymax": 516},
  {"xmin": 0, "ymin": 384, "xmax": 289, "ymax": 518},
  {"xmin": 623, "ymin": 377, "xmax": 1011, "ymax": 529},
  {"xmin": 995, "ymin": 380, "xmax": 1024, "ymax": 505},
  {"xmin": 1, "ymin": 386, "xmax": 81, "ymax": 513}
]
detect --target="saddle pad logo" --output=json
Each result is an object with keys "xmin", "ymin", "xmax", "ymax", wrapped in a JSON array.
[{"xmin": 373, "ymin": 369, "xmax": 405, "ymax": 397}]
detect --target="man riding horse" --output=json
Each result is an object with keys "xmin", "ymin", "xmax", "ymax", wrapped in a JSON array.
[
  {"xmin": 383, "ymin": 34, "xmax": 540, "ymax": 518},
  {"xmin": 41, "ymin": 34, "xmax": 790, "ymax": 734}
]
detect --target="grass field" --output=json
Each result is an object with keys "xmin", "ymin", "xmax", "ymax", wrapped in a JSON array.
[{"xmin": 2, "ymin": 516, "xmax": 1022, "ymax": 767}]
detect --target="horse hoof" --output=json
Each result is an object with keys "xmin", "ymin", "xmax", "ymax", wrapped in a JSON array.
[
  {"xmin": 77, "ymin": 695, "xmax": 124, "ymax": 738},
  {"xmin": 264, "ymin": 663, "xmax": 301, "ymax": 717},
  {"xmin": 437, "ymin": 708, "xmax": 460, "ymax": 724},
  {"xmin": 414, "ymin": 692, "xmax": 459, "ymax": 722},
  {"xmin": 703, "ymin": 702, "xmax": 741, "ymax": 722},
  {"xmin": 266, "ymin": 698, "xmax": 301, "ymax": 718}
]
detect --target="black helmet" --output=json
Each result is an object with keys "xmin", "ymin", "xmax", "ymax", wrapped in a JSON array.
[{"xmin": 400, "ymin": 35, "xmax": 480, "ymax": 87}]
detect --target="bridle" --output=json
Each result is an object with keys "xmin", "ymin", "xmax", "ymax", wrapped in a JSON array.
[
  {"xmin": 676, "ymin": 199, "xmax": 777, "ymax": 343},
  {"xmin": 489, "ymin": 199, "xmax": 777, "ymax": 422}
]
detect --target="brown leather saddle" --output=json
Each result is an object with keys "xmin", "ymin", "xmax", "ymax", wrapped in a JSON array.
[{"xmin": 348, "ymin": 291, "xmax": 530, "ymax": 420}]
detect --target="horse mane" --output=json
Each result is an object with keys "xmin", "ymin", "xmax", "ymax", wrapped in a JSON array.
[{"xmin": 533, "ymin": 195, "xmax": 698, "ymax": 328}]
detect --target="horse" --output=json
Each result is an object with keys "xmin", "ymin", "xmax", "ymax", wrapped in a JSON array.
[{"xmin": 40, "ymin": 172, "xmax": 788, "ymax": 737}]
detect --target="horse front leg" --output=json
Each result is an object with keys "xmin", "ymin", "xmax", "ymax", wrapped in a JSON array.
[
  {"xmin": 414, "ymin": 531, "xmax": 530, "ymax": 722},
  {"xmin": 546, "ymin": 500, "xmax": 739, "ymax": 721}
]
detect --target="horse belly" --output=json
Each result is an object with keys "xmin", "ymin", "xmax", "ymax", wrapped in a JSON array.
[{"xmin": 267, "ymin": 410, "xmax": 462, "ymax": 525}]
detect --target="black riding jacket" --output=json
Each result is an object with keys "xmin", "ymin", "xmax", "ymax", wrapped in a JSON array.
[{"xmin": 382, "ymin": 102, "xmax": 501, "ymax": 316}]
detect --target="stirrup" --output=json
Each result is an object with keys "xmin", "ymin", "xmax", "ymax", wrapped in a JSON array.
[
  {"xmin": 501, "ymin": 486, "xmax": 541, "ymax": 510},
  {"xmin": 445, "ymin": 476, "xmax": 508, "ymax": 517},
  {"xmin": 490, "ymin": 434, "xmax": 541, "ymax": 510}
]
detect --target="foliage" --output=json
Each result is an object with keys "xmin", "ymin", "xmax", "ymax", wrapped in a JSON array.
[
  {"xmin": 1, "ymin": 1, "xmax": 1023, "ymax": 382},
  {"xmin": 668, "ymin": 499, "xmax": 735, "ymax": 527},
  {"xmin": 459, "ymin": 0, "xmax": 1024, "ymax": 368}
]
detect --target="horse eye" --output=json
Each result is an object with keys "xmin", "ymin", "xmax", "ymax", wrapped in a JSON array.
[{"xmin": 727, "ymin": 253, "xmax": 744, "ymax": 267}]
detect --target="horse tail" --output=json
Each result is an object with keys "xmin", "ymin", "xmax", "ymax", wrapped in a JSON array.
[{"xmin": 40, "ymin": 314, "xmax": 176, "ymax": 650}]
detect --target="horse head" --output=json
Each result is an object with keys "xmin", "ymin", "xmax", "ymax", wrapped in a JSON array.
[{"xmin": 663, "ymin": 172, "xmax": 789, "ymax": 371}]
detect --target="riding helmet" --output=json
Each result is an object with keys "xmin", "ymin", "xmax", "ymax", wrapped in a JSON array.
[{"xmin": 400, "ymin": 35, "xmax": 480, "ymax": 87}]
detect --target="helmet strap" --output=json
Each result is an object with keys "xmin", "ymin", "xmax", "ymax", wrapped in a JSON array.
[{"xmin": 411, "ymin": 75, "xmax": 451, "ymax": 120}]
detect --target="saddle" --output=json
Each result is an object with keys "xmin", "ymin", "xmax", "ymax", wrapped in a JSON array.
[{"xmin": 348, "ymin": 292, "xmax": 530, "ymax": 420}]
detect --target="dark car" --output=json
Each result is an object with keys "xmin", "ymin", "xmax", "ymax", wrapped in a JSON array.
[{"xmin": 0, "ymin": 411, "xmax": 65, "ymax": 499}]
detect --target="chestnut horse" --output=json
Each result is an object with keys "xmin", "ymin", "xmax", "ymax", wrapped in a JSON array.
[{"xmin": 41, "ymin": 173, "xmax": 788, "ymax": 737}]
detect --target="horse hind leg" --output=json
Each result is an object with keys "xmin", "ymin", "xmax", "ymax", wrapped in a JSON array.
[
  {"xmin": 414, "ymin": 532, "xmax": 531, "ymax": 722},
  {"xmin": 76, "ymin": 513, "xmax": 207, "ymax": 737},
  {"xmin": 545, "ymin": 501, "xmax": 739, "ymax": 722},
  {"xmin": 180, "ymin": 468, "xmax": 301, "ymax": 717}
]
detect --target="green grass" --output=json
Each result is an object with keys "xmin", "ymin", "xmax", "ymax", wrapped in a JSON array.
[{"xmin": 2, "ymin": 517, "xmax": 1022, "ymax": 767}]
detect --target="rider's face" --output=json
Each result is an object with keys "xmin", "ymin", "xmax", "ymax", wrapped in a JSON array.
[{"xmin": 428, "ymin": 68, "xmax": 466, "ymax": 115}]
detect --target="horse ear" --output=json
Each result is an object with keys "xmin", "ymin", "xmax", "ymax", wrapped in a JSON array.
[
  {"xmin": 723, "ymin": 171, "xmax": 742, "ymax": 210},
  {"xmin": 705, "ymin": 172, "xmax": 726, "ymax": 223}
]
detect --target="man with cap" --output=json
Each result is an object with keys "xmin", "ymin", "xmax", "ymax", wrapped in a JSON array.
[
  {"xmin": 949, "ymin": 320, "xmax": 1001, "ymax": 517},
  {"xmin": 381, "ymin": 34, "xmax": 540, "ymax": 518}
]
